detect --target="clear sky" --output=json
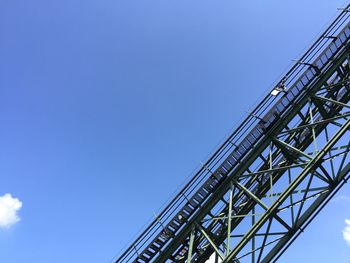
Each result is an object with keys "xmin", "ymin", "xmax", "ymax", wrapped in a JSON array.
[{"xmin": 0, "ymin": 0, "xmax": 349, "ymax": 262}]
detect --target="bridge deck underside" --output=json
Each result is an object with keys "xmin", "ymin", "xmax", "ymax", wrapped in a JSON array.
[{"xmin": 116, "ymin": 6, "xmax": 350, "ymax": 263}]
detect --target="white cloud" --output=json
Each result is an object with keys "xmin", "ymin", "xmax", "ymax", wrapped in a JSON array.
[
  {"xmin": 343, "ymin": 219, "xmax": 350, "ymax": 246},
  {"xmin": 0, "ymin": 193, "xmax": 22, "ymax": 228}
]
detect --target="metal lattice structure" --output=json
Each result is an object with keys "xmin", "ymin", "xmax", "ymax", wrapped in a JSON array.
[{"xmin": 115, "ymin": 5, "xmax": 350, "ymax": 263}]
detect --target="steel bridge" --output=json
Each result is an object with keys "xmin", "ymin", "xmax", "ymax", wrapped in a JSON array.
[{"xmin": 115, "ymin": 5, "xmax": 350, "ymax": 263}]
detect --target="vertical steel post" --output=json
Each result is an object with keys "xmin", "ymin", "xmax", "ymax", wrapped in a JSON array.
[
  {"xmin": 288, "ymin": 169, "xmax": 295, "ymax": 226},
  {"xmin": 269, "ymin": 142, "xmax": 274, "ymax": 204},
  {"xmin": 227, "ymin": 182, "xmax": 233, "ymax": 256},
  {"xmin": 252, "ymin": 206, "xmax": 256, "ymax": 263},
  {"xmin": 325, "ymin": 126, "xmax": 336, "ymax": 179},
  {"xmin": 308, "ymin": 99, "xmax": 318, "ymax": 154},
  {"xmin": 187, "ymin": 227, "xmax": 195, "ymax": 263}
]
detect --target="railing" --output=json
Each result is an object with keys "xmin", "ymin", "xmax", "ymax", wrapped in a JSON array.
[{"xmin": 115, "ymin": 5, "xmax": 350, "ymax": 263}]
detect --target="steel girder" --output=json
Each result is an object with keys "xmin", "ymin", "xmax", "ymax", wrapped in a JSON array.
[
  {"xmin": 155, "ymin": 24, "xmax": 350, "ymax": 263},
  {"xmin": 115, "ymin": 6, "xmax": 350, "ymax": 263},
  {"xmin": 166, "ymin": 44, "xmax": 350, "ymax": 263}
]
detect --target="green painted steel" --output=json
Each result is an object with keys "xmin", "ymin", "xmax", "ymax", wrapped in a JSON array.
[{"xmin": 115, "ymin": 4, "xmax": 350, "ymax": 263}]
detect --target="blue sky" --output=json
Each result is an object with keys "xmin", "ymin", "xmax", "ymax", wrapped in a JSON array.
[{"xmin": 0, "ymin": 0, "xmax": 350, "ymax": 262}]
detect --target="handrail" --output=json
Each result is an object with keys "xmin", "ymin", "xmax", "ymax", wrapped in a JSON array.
[{"xmin": 115, "ymin": 5, "xmax": 350, "ymax": 262}]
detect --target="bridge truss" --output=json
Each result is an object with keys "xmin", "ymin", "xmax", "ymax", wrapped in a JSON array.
[{"xmin": 116, "ymin": 5, "xmax": 350, "ymax": 263}]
